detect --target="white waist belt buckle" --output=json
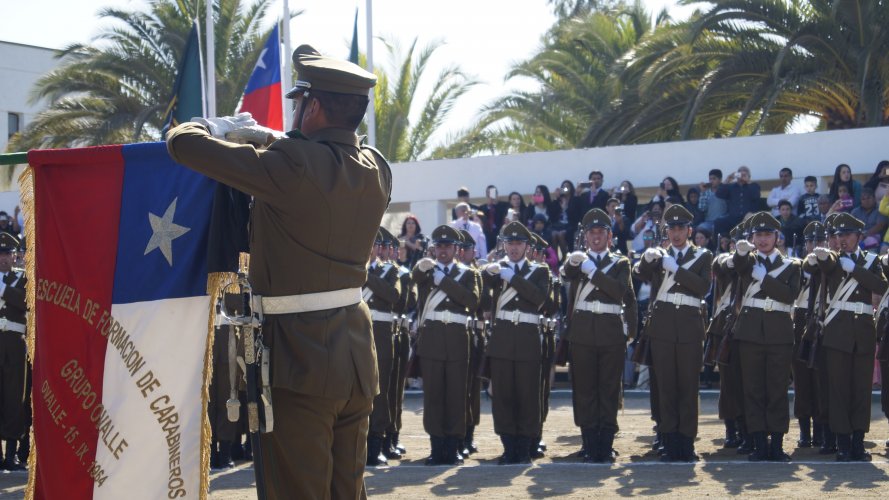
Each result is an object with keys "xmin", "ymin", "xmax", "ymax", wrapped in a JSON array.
[
  {"xmin": 512, "ymin": 310, "xmax": 521, "ymax": 325},
  {"xmin": 763, "ymin": 298, "xmax": 775, "ymax": 312}
]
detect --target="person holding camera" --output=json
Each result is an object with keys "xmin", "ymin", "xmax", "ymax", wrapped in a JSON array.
[
  {"xmin": 606, "ymin": 198, "xmax": 631, "ymax": 255},
  {"xmin": 551, "ymin": 181, "xmax": 583, "ymax": 256},
  {"xmin": 577, "ymin": 170, "xmax": 610, "ymax": 214},
  {"xmin": 480, "ymin": 185, "xmax": 509, "ymax": 246},
  {"xmin": 630, "ymin": 200, "xmax": 665, "ymax": 253},
  {"xmin": 714, "ymin": 166, "xmax": 761, "ymax": 238}
]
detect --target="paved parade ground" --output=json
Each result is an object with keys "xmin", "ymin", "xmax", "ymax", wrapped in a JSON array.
[{"xmin": 2, "ymin": 392, "xmax": 889, "ymax": 499}]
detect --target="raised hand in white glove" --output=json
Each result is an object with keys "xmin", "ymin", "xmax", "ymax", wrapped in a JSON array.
[
  {"xmin": 882, "ymin": 254, "xmax": 889, "ymax": 267},
  {"xmin": 661, "ymin": 255, "xmax": 679, "ymax": 273},
  {"xmin": 500, "ymin": 266, "xmax": 515, "ymax": 282},
  {"xmin": 643, "ymin": 247, "xmax": 662, "ymax": 263},
  {"xmin": 433, "ymin": 269, "xmax": 445, "ymax": 285},
  {"xmin": 192, "ymin": 112, "xmax": 257, "ymax": 139},
  {"xmin": 813, "ymin": 247, "xmax": 831, "ymax": 261},
  {"xmin": 806, "ymin": 253, "xmax": 817, "ymax": 266},
  {"xmin": 567, "ymin": 251, "xmax": 587, "ymax": 266},
  {"xmin": 751, "ymin": 263, "xmax": 767, "ymax": 281},
  {"xmin": 580, "ymin": 259, "xmax": 597, "ymax": 275},
  {"xmin": 726, "ymin": 258, "xmax": 735, "ymax": 269},
  {"xmin": 736, "ymin": 240, "xmax": 754, "ymax": 256},
  {"xmin": 839, "ymin": 257, "xmax": 856, "ymax": 273},
  {"xmin": 225, "ymin": 124, "xmax": 279, "ymax": 145},
  {"xmin": 485, "ymin": 262, "xmax": 501, "ymax": 275},
  {"xmin": 417, "ymin": 258, "xmax": 435, "ymax": 272}
]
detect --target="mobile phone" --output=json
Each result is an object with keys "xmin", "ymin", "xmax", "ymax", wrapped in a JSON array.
[
  {"xmin": 840, "ymin": 198, "xmax": 853, "ymax": 209},
  {"xmin": 487, "ymin": 187, "xmax": 497, "ymax": 199},
  {"xmin": 578, "ymin": 181, "xmax": 592, "ymax": 189}
]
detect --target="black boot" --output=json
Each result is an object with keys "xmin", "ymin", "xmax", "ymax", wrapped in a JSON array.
[
  {"xmin": 768, "ymin": 433, "xmax": 791, "ymax": 462},
  {"xmin": 811, "ymin": 422, "xmax": 823, "ymax": 447},
  {"xmin": 850, "ymin": 430, "xmax": 871, "ymax": 462},
  {"xmin": 392, "ymin": 431, "xmax": 406, "ymax": 455},
  {"xmin": 597, "ymin": 429, "xmax": 617, "ymax": 463},
  {"xmin": 366, "ymin": 434, "xmax": 388, "ymax": 466},
  {"xmin": 723, "ymin": 420, "xmax": 740, "ymax": 448},
  {"xmin": 210, "ymin": 440, "xmax": 221, "ymax": 469},
  {"xmin": 797, "ymin": 418, "xmax": 812, "ymax": 448},
  {"xmin": 512, "ymin": 435, "xmax": 532, "ymax": 464},
  {"xmin": 529, "ymin": 435, "xmax": 544, "ymax": 459},
  {"xmin": 819, "ymin": 426, "xmax": 837, "ymax": 454},
  {"xmin": 748, "ymin": 432, "xmax": 769, "ymax": 462},
  {"xmin": 217, "ymin": 440, "xmax": 234, "ymax": 469},
  {"xmin": 230, "ymin": 439, "xmax": 245, "ymax": 461},
  {"xmin": 383, "ymin": 433, "xmax": 402, "ymax": 460},
  {"xmin": 659, "ymin": 433, "xmax": 680, "ymax": 462},
  {"xmin": 3, "ymin": 440, "xmax": 24, "ymax": 471},
  {"xmin": 652, "ymin": 431, "xmax": 664, "ymax": 455},
  {"xmin": 836, "ymin": 433, "xmax": 852, "ymax": 462},
  {"xmin": 444, "ymin": 436, "xmax": 464, "ymax": 465},
  {"xmin": 681, "ymin": 434, "xmax": 699, "ymax": 462},
  {"xmin": 737, "ymin": 419, "xmax": 753, "ymax": 455},
  {"xmin": 538, "ymin": 436, "xmax": 547, "ymax": 452},
  {"xmin": 498, "ymin": 434, "xmax": 515, "ymax": 465},
  {"xmin": 16, "ymin": 436, "xmax": 29, "ymax": 466},
  {"xmin": 425, "ymin": 436, "xmax": 444, "ymax": 465},
  {"xmin": 583, "ymin": 427, "xmax": 599, "ymax": 463},
  {"xmin": 462, "ymin": 425, "xmax": 478, "ymax": 456}
]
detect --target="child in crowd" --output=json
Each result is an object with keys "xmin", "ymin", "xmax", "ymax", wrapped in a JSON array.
[{"xmin": 797, "ymin": 175, "xmax": 820, "ymax": 222}]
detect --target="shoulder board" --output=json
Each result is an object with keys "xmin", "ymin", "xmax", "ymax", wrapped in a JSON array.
[
  {"xmin": 284, "ymin": 129, "xmax": 309, "ymax": 140},
  {"xmin": 398, "ymin": 266, "xmax": 410, "ymax": 276}
]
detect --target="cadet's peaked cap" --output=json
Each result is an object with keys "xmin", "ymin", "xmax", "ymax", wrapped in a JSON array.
[
  {"xmin": 824, "ymin": 212, "xmax": 841, "ymax": 232},
  {"xmin": 582, "ymin": 208, "xmax": 611, "ymax": 229},
  {"xmin": 729, "ymin": 224, "xmax": 744, "ymax": 241},
  {"xmin": 458, "ymin": 229, "xmax": 475, "ymax": 248},
  {"xmin": 374, "ymin": 229, "xmax": 384, "ymax": 244},
  {"xmin": 532, "ymin": 233, "xmax": 549, "ymax": 250},
  {"xmin": 831, "ymin": 212, "xmax": 864, "ymax": 234},
  {"xmin": 286, "ymin": 44, "xmax": 377, "ymax": 98},
  {"xmin": 0, "ymin": 232, "xmax": 18, "ymax": 252},
  {"xmin": 748, "ymin": 211, "xmax": 781, "ymax": 233},
  {"xmin": 662, "ymin": 205, "xmax": 693, "ymax": 227},
  {"xmin": 431, "ymin": 225, "xmax": 462, "ymax": 244},
  {"xmin": 379, "ymin": 226, "xmax": 397, "ymax": 245},
  {"xmin": 803, "ymin": 221, "xmax": 825, "ymax": 241},
  {"xmin": 500, "ymin": 221, "xmax": 532, "ymax": 242}
]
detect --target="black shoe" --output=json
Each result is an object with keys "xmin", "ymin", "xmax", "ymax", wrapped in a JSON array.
[
  {"xmin": 582, "ymin": 427, "xmax": 599, "ymax": 463},
  {"xmin": 366, "ymin": 434, "xmax": 388, "ymax": 467},
  {"xmin": 850, "ymin": 430, "xmax": 871, "ymax": 462},
  {"xmin": 811, "ymin": 422, "xmax": 823, "ymax": 447},
  {"xmin": 737, "ymin": 419, "xmax": 753, "ymax": 454},
  {"xmin": 597, "ymin": 430, "xmax": 617, "ymax": 463},
  {"xmin": 660, "ymin": 433, "xmax": 681, "ymax": 462},
  {"xmin": 444, "ymin": 436, "xmax": 464, "ymax": 465},
  {"xmin": 512, "ymin": 436, "xmax": 532, "ymax": 464},
  {"xmin": 836, "ymin": 433, "xmax": 852, "ymax": 462},
  {"xmin": 819, "ymin": 427, "xmax": 837, "ymax": 454},
  {"xmin": 392, "ymin": 431, "xmax": 406, "ymax": 455},
  {"xmin": 538, "ymin": 437, "xmax": 547, "ymax": 452},
  {"xmin": 463, "ymin": 425, "xmax": 478, "ymax": 456},
  {"xmin": 498, "ymin": 434, "xmax": 515, "ymax": 465},
  {"xmin": 680, "ymin": 435, "xmax": 699, "ymax": 462},
  {"xmin": 383, "ymin": 434, "xmax": 403, "ymax": 460},
  {"xmin": 16, "ymin": 436, "xmax": 29, "ymax": 466},
  {"xmin": 2, "ymin": 440, "xmax": 24, "ymax": 472},
  {"xmin": 425, "ymin": 436, "xmax": 446, "ymax": 466},
  {"xmin": 768, "ymin": 433, "xmax": 792, "ymax": 462},
  {"xmin": 797, "ymin": 418, "xmax": 812, "ymax": 448},
  {"xmin": 217, "ymin": 440, "xmax": 235, "ymax": 469},
  {"xmin": 652, "ymin": 432, "xmax": 664, "ymax": 454},
  {"xmin": 723, "ymin": 420, "xmax": 740, "ymax": 449},
  {"xmin": 748, "ymin": 432, "xmax": 769, "ymax": 462}
]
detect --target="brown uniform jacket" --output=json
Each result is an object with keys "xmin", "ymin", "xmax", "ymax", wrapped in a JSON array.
[
  {"xmin": 394, "ymin": 265, "xmax": 416, "ymax": 316},
  {"xmin": 412, "ymin": 262, "xmax": 480, "ymax": 361},
  {"xmin": 0, "ymin": 270, "xmax": 27, "ymax": 325},
  {"xmin": 731, "ymin": 252, "xmax": 800, "ymax": 345},
  {"xmin": 484, "ymin": 260, "xmax": 550, "ymax": 360},
  {"xmin": 365, "ymin": 261, "xmax": 401, "ymax": 313},
  {"xmin": 563, "ymin": 252, "xmax": 631, "ymax": 347}
]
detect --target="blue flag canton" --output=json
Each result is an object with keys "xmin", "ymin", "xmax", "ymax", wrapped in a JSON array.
[
  {"xmin": 112, "ymin": 142, "xmax": 215, "ymax": 304},
  {"xmin": 243, "ymin": 25, "xmax": 281, "ymax": 94}
]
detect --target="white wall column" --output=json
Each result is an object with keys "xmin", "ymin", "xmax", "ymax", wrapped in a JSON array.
[{"xmin": 409, "ymin": 200, "xmax": 447, "ymax": 232}]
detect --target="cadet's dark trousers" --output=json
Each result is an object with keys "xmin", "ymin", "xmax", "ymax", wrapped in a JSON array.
[
  {"xmin": 388, "ymin": 331, "xmax": 410, "ymax": 434},
  {"xmin": 717, "ymin": 337, "xmax": 744, "ymax": 421},
  {"xmin": 650, "ymin": 339, "xmax": 702, "ymax": 438},
  {"xmin": 540, "ymin": 332, "xmax": 556, "ymax": 426},
  {"xmin": 882, "ymin": 356, "xmax": 889, "ymax": 420},
  {"xmin": 260, "ymin": 384, "xmax": 372, "ymax": 500},
  {"xmin": 825, "ymin": 347, "xmax": 874, "ymax": 434},
  {"xmin": 465, "ymin": 330, "xmax": 484, "ymax": 427},
  {"xmin": 815, "ymin": 348, "xmax": 831, "ymax": 426},
  {"xmin": 649, "ymin": 367, "xmax": 660, "ymax": 425},
  {"xmin": 570, "ymin": 342, "xmax": 624, "ymax": 433},
  {"xmin": 792, "ymin": 356, "xmax": 819, "ymax": 421},
  {"xmin": 490, "ymin": 357, "xmax": 541, "ymax": 437},
  {"xmin": 738, "ymin": 341, "xmax": 792, "ymax": 433},
  {"xmin": 0, "ymin": 332, "xmax": 27, "ymax": 439},
  {"xmin": 422, "ymin": 359, "xmax": 469, "ymax": 438},
  {"xmin": 208, "ymin": 328, "xmax": 238, "ymax": 442},
  {"xmin": 369, "ymin": 320, "xmax": 394, "ymax": 435}
]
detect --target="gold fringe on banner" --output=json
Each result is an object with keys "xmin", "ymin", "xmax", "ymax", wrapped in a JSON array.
[{"xmin": 18, "ymin": 165, "xmax": 37, "ymax": 500}]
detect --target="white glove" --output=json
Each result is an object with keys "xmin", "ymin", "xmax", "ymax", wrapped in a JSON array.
[
  {"xmin": 736, "ymin": 240, "xmax": 754, "ymax": 256},
  {"xmin": 806, "ymin": 253, "xmax": 817, "ymax": 266},
  {"xmin": 580, "ymin": 259, "xmax": 597, "ymax": 275},
  {"xmin": 882, "ymin": 254, "xmax": 889, "ymax": 267},
  {"xmin": 661, "ymin": 255, "xmax": 678, "ymax": 273},
  {"xmin": 814, "ymin": 247, "xmax": 831, "ymax": 261},
  {"xmin": 225, "ymin": 124, "xmax": 279, "ymax": 145},
  {"xmin": 839, "ymin": 257, "xmax": 856, "ymax": 273},
  {"xmin": 567, "ymin": 251, "xmax": 587, "ymax": 266},
  {"xmin": 751, "ymin": 263, "xmax": 767, "ymax": 281},
  {"xmin": 192, "ymin": 113, "xmax": 257, "ymax": 139},
  {"xmin": 500, "ymin": 266, "xmax": 515, "ymax": 282},
  {"xmin": 485, "ymin": 262, "xmax": 501, "ymax": 275},
  {"xmin": 726, "ymin": 258, "xmax": 735, "ymax": 269},
  {"xmin": 417, "ymin": 258, "xmax": 435, "ymax": 272},
  {"xmin": 643, "ymin": 247, "xmax": 662, "ymax": 263},
  {"xmin": 433, "ymin": 269, "xmax": 445, "ymax": 285}
]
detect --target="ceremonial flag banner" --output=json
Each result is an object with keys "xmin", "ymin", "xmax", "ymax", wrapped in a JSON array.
[
  {"xmin": 24, "ymin": 143, "xmax": 215, "ymax": 499},
  {"xmin": 239, "ymin": 24, "xmax": 283, "ymax": 130},
  {"xmin": 163, "ymin": 21, "xmax": 205, "ymax": 130}
]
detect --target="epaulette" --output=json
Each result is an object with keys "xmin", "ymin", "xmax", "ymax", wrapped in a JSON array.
[{"xmin": 284, "ymin": 129, "xmax": 309, "ymax": 140}]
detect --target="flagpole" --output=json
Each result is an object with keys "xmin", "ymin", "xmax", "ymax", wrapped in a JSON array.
[
  {"xmin": 364, "ymin": 0, "xmax": 376, "ymax": 146},
  {"xmin": 282, "ymin": 0, "xmax": 293, "ymax": 130},
  {"xmin": 205, "ymin": 2, "xmax": 216, "ymax": 118}
]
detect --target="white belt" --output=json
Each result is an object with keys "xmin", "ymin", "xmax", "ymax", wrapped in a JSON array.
[
  {"xmin": 575, "ymin": 300, "xmax": 622, "ymax": 315},
  {"xmin": 495, "ymin": 310, "xmax": 540, "ymax": 325},
  {"xmin": 256, "ymin": 287, "xmax": 362, "ymax": 315},
  {"xmin": 369, "ymin": 310, "xmax": 395, "ymax": 323},
  {"xmin": 425, "ymin": 310, "xmax": 470, "ymax": 325},
  {"xmin": 657, "ymin": 293, "xmax": 702, "ymax": 308},
  {"xmin": 831, "ymin": 301, "xmax": 874, "ymax": 316},
  {"xmin": 0, "ymin": 318, "xmax": 26, "ymax": 334},
  {"xmin": 742, "ymin": 297, "xmax": 793, "ymax": 313}
]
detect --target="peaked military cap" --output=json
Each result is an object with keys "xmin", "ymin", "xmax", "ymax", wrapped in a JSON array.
[
  {"xmin": 748, "ymin": 211, "xmax": 781, "ymax": 233},
  {"xmin": 582, "ymin": 208, "xmax": 611, "ymax": 229},
  {"xmin": 374, "ymin": 229, "xmax": 384, "ymax": 244},
  {"xmin": 431, "ymin": 225, "xmax": 462, "ymax": 244},
  {"xmin": 831, "ymin": 212, "xmax": 864, "ymax": 234},
  {"xmin": 662, "ymin": 205, "xmax": 693, "ymax": 227},
  {"xmin": 729, "ymin": 224, "xmax": 744, "ymax": 242},
  {"xmin": 0, "ymin": 232, "xmax": 18, "ymax": 252},
  {"xmin": 803, "ymin": 221, "xmax": 825, "ymax": 241},
  {"xmin": 379, "ymin": 226, "xmax": 397, "ymax": 246},
  {"xmin": 532, "ymin": 233, "xmax": 549, "ymax": 250},
  {"xmin": 824, "ymin": 212, "xmax": 841, "ymax": 233},
  {"xmin": 458, "ymin": 229, "xmax": 475, "ymax": 248},
  {"xmin": 500, "ymin": 221, "xmax": 532, "ymax": 242},
  {"xmin": 286, "ymin": 44, "xmax": 377, "ymax": 98}
]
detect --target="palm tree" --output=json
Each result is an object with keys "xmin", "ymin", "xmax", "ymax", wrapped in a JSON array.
[{"xmin": 9, "ymin": 0, "xmax": 287, "ymax": 150}]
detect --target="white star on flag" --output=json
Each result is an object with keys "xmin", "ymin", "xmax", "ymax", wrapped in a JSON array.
[
  {"xmin": 144, "ymin": 198, "xmax": 191, "ymax": 266},
  {"xmin": 254, "ymin": 48, "xmax": 267, "ymax": 70}
]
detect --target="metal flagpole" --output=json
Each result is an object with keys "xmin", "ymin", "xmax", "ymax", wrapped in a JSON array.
[
  {"xmin": 281, "ymin": 0, "xmax": 293, "ymax": 131},
  {"xmin": 365, "ymin": 0, "xmax": 376, "ymax": 146},
  {"xmin": 205, "ymin": 1, "xmax": 216, "ymax": 118}
]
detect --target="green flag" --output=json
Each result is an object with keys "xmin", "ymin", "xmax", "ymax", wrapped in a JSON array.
[
  {"xmin": 163, "ymin": 20, "xmax": 205, "ymax": 131},
  {"xmin": 349, "ymin": 8, "xmax": 359, "ymax": 64}
]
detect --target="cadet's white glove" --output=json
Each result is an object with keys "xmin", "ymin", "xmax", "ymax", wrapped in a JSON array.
[
  {"xmin": 839, "ymin": 257, "xmax": 856, "ymax": 273},
  {"xmin": 192, "ymin": 113, "xmax": 257, "ymax": 139},
  {"xmin": 661, "ymin": 255, "xmax": 679, "ymax": 273},
  {"xmin": 736, "ymin": 240, "xmax": 754, "ymax": 256},
  {"xmin": 485, "ymin": 262, "xmax": 501, "ymax": 275},
  {"xmin": 882, "ymin": 254, "xmax": 889, "ymax": 267},
  {"xmin": 806, "ymin": 253, "xmax": 817, "ymax": 266},
  {"xmin": 580, "ymin": 259, "xmax": 597, "ymax": 275},
  {"xmin": 643, "ymin": 247, "xmax": 662, "ymax": 263},
  {"xmin": 417, "ymin": 258, "xmax": 435, "ymax": 272},
  {"xmin": 751, "ymin": 263, "xmax": 767, "ymax": 281},
  {"xmin": 726, "ymin": 258, "xmax": 735, "ymax": 269},
  {"xmin": 500, "ymin": 266, "xmax": 515, "ymax": 282},
  {"xmin": 433, "ymin": 269, "xmax": 445, "ymax": 285},
  {"xmin": 225, "ymin": 124, "xmax": 280, "ymax": 145},
  {"xmin": 814, "ymin": 247, "xmax": 831, "ymax": 261},
  {"xmin": 567, "ymin": 251, "xmax": 587, "ymax": 266}
]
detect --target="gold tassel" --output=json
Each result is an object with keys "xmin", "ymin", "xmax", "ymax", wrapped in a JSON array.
[{"xmin": 18, "ymin": 166, "xmax": 36, "ymax": 500}]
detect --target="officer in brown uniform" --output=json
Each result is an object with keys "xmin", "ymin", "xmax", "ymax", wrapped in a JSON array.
[
  {"xmin": 792, "ymin": 221, "xmax": 826, "ymax": 448},
  {"xmin": 482, "ymin": 222, "xmax": 550, "ymax": 464},
  {"xmin": 634, "ymin": 205, "xmax": 712, "ymax": 462},
  {"xmin": 562, "ymin": 209, "xmax": 632, "ymax": 462},
  {"xmin": 385, "ymin": 230, "xmax": 414, "ymax": 459},
  {"xmin": 808, "ymin": 212, "xmax": 887, "ymax": 461},
  {"xmin": 457, "ymin": 229, "xmax": 485, "ymax": 457},
  {"xmin": 412, "ymin": 225, "xmax": 480, "ymax": 465},
  {"xmin": 364, "ymin": 228, "xmax": 402, "ymax": 466},
  {"xmin": 0, "ymin": 233, "xmax": 27, "ymax": 471},
  {"xmin": 532, "ymin": 233, "xmax": 558, "ymax": 457},
  {"xmin": 732, "ymin": 212, "xmax": 800, "ymax": 461},
  {"xmin": 876, "ymin": 252, "xmax": 889, "ymax": 447},
  {"xmin": 167, "ymin": 44, "xmax": 389, "ymax": 499}
]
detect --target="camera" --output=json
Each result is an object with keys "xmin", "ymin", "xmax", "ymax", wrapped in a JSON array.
[
  {"xmin": 840, "ymin": 198, "xmax": 853, "ymax": 209},
  {"xmin": 578, "ymin": 181, "xmax": 593, "ymax": 189},
  {"xmin": 617, "ymin": 204, "xmax": 625, "ymax": 212}
]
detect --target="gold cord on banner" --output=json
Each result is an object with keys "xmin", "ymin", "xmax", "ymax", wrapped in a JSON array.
[{"xmin": 18, "ymin": 165, "xmax": 37, "ymax": 500}]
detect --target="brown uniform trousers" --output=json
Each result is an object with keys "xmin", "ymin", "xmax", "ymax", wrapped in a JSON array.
[
  {"xmin": 486, "ymin": 260, "xmax": 550, "ymax": 437},
  {"xmin": 466, "ymin": 267, "xmax": 486, "ymax": 430},
  {"xmin": 564, "ymin": 253, "xmax": 631, "ymax": 433},
  {"xmin": 792, "ymin": 287, "xmax": 819, "ymax": 421},
  {"xmin": 635, "ymin": 245, "xmax": 712, "ymax": 439},
  {"xmin": 389, "ymin": 268, "xmax": 415, "ymax": 437},
  {"xmin": 710, "ymin": 256, "xmax": 744, "ymax": 422},
  {"xmin": 0, "ymin": 271, "xmax": 27, "ymax": 441},
  {"xmin": 815, "ymin": 251, "xmax": 887, "ymax": 434},
  {"xmin": 733, "ymin": 252, "xmax": 800, "ymax": 434},
  {"xmin": 539, "ymin": 273, "xmax": 562, "ymax": 435},
  {"xmin": 365, "ymin": 263, "xmax": 401, "ymax": 435},
  {"xmin": 413, "ymin": 263, "xmax": 480, "ymax": 438}
]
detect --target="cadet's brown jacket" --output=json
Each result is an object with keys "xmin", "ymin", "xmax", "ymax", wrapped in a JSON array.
[
  {"xmin": 731, "ymin": 252, "xmax": 800, "ymax": 345},
  {"xmin": 484, "ymin": 260, "xmax": 550, "ymax": 360},
  {"xmin": 365, "ymin": 261, "xmax": 401, "ymax": 313},
  {"xmin": 412, "ymin": 262, "xmax": 480, "ymax": 361},
  {"xmin": 563, "ymin": 252, "xmax": 631, "ymax": 347}
]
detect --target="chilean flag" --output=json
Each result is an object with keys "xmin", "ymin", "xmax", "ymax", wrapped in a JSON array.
[
  {"xmin": 239, "ymin": 24, "xmax": 283, "ymax": 130},
  {"xmin": 27, "ymin": 143, "xmax": 215, "ymax": 499}
]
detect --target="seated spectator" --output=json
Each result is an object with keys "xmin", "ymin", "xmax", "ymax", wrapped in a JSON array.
[
  {"xmin": 717, "ymin": 234, "xmax": 731, "ymax": 254},
  {"xmin": 852, "ymin": 187, "xmax": 889, "ymax": 251},
  {"xmin": 550, "ymin": 180, "xmax": 582, "ymax": 255},
  {"xmin": 650, "ymin": 176, "xmax": 683, "ymax": 206},
  {"xmin": 606, "ymin": 197, "xmax": 631, "ymax": 255},
  {"xmin": 776, "ymin": 231, "xmax": 788, "ymax": 256},
  {"xmin": 399, "ymin": 214, "xmax": 428, "ymax": 269},
  {"xmin": 767, "ymin": 167, "xmax": 803, "ymax": 216},
  {"xmin": 479, "ymin": 185, "xmax": 509, "ymax": 246},
  {"xmin": 450, "ymin": 202, "xmax": 488, "ymax": 259},
  {"xmin": 697, "ymin": 169, "xmax": 727, "ymax": 234},
  {"xmin": 576, "ymin": 170, "xmax": 609, "ymax": 213},
  {"xmin": 684, "ymin": 187, "xmax": 705, "ymax": 226},
  {"xmin": 506, "ymin": 191, "xmax": 526, "ymax": 222},
  {"xmin": 530, "ymin": 213, "xmax": 550, "ymax": 242},
  {"xmin": 693, "ymin": 227, "xmax": 714, "ymax": 252},
  {"xmin": 714, "ymin": 166, "xmax": 761, "ymax": 236},
  {"xmin": 828, "ymin": 184, "xmax": 854, "ymax": 213},
  {"xmin": 797, "ymin": 176, "xmax": 820, "ymax": 223},
  {"xmin": 524, "ymin": 184, "xmax": 556, "ymax": 227},
  {"xmin": 451, "ymin": 186, "xmax": 480, "ymax": 220},
  {"xmin": 864, "ymin": 160, "xmax": 889, "ymax": 200},
  {"xmin": 828, "ymin": 163, "xmax": 862, "ymax": 208},
  {"xmin": 630, "ymin": 200, "xmax": 665, "ymax": 253},
  {"xmin": 777, "ymin": 200, "xmax": 804, "ymax": 253},
  {"xmin": 611, "ymin": 180, "xmax": 639, "ymax": 219}
]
